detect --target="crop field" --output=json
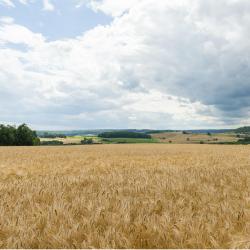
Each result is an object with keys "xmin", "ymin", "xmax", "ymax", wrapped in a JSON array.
[
  {"xmin": 40, "ymin": 136, "xmax": 100, "ymax": 145},
  {"xmin": 0, "ymin": 144, "xmax": 250, "ymax": 248},
  {"xmin": 40, "ymin": 136, "xmax": 158, "ymax": 145},
  {"xmin": 151, "ymin": 132, "xmax": 238, "ymax": 144}
]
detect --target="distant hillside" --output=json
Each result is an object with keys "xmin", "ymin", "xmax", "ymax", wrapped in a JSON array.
[
  {"xmin": 37, "ymin": 129, "xmax": 175, "ymax": 137},
  {"xmin": 37, "ymin": 129, "xmax": 114, "ymax": 137},
  {"xmin": 185, "ymin": 129, "xmax": 234, "ymax": 134},
  {"xmin": 235, "ymin": 126, "xmax": 250, "ymax": 134},
  {"xmin": 37, "ymin": 128, "xmax": 235, "ymax": 137}
]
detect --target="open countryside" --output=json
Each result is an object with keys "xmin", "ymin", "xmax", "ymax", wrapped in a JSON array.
[
  {"xmin": 39, "ymin": 131, "xmax": 239, "ymax": 145},
  {"xmin": 1, "ymin": 0, "xmax": 250, "ymax": 249},
  {"xmin": 1, "ymin": 124, "xmax": 250, "ymax": 248}
]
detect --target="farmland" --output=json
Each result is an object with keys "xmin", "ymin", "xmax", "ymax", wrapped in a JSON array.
[
  {"xmin": 0, "ymin": 144, "xmax": 250, "ymax": 248},
  {"xmin": 40, "ymin": 135, "xmax": 99, "ymax": 145},
  {"xmin": 151, "ymin": 132, "xmax": 238, "ymax": 144},
  {"xmin": 39, "ymin": 132, "xmax": 239, "ymax": 145},
  {"xmin": 40, "ymin": 135, "xmax": 159, "ymax": 145}
]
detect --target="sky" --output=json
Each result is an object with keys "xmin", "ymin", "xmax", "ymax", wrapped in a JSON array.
[{"xmin": 0, "ymin": 0, "xmax": 250, "ymax": 130}]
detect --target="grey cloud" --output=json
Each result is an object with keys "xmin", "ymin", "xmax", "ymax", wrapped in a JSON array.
[{"xmin": 110, "ymin": 0, "xmax": 250, "ymax": 122}]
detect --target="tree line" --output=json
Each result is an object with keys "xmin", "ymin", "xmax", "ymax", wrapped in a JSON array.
[
  {"xmin": 0, "ymin": 124, "xmax": 40, "ymax": 146},
  {"xmin": 235, "ymin": 126, "xmax": 250, "ymax": 134},
  {"xmin": 98, "ymin": 131, "xmax": 152, "ymax": 139},
  {"xmin": 39, "ymin": 132, "xmax": 66, "ymax": 138}
]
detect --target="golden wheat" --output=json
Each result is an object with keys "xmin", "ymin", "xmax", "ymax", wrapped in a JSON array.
[{"xmin": 0, "ymin": 144, "xmax": 249, "ymax": 248}]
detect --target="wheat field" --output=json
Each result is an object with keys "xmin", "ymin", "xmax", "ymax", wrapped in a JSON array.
[{"xmin": 0, "ymin": 144, "xmax": 250, "ymax": 249}]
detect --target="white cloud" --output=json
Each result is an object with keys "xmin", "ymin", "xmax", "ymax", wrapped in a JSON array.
[
  {"xmin": 1, "ymin": 0, "xmax": 250, "ymax": 129},
  {"xmin": 0, "ymin": 22, "xmax": 45, "ymax": 47},
  {"xmin": 0, "ymin": 0, "xmax": 15, "ymax": 7},
  {"xmin": 89, "ymin": 0, "xmax": 137, "ymax": 17},
  {"xmin": 0, "ymin": 16, "xmax": 14, "ymax": 24},
  {"xmin": 43, "ymin": 0, "xmax": 55, "ymax": 11},
  {"xmin": 18, "ymin": 0, "xmax": 34, "ymax": 4},
  {"xmin": 0, "ymin": 0, "xmax": 53, "ymax": 9},
  {"xmin": 19, "ymin": 0, "xmax": 28, "ymax": 4},
  {"xmin": 75, "ymin": 0, "xmax": 137, "ymax": 16}
]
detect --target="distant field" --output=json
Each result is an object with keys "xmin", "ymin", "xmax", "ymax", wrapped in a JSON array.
[
  {"xmin": 40, "ymin": 132, "xmax": 238, "ymax": 145},
  {"xmin": 151, "ymin": 132, "xmax": 238, "ymax": 144},
  {"xmin": 0, "ymin": 144, "xmax": 250, "ymax": 248},
  {"xmin": 40, "ymin": 136, "xmax": 100, "ymax": 145},
  {"xmin": 40, "ymin": 136, "xmax": 158, "ymax": 144}
]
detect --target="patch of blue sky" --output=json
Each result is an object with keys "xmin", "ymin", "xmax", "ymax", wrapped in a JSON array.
[
  {"xmin": 2, "ymin": 42, "xmax": 29, "ymax": 51},
  {"xmin": 0, "ymin": 0, "xmax": 112, "ymax": 41}
]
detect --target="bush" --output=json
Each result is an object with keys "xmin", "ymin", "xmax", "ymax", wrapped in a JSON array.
[
  {"xmin": 237, "ymin": 137, "xmax": 250, "ymax": 144},
  {"xmin": 117, "ymin": 141, "xmax": 127, "ymax": 144},
  {"xmin": 33, "ymin": 137, "xmax": 41, "ymax": 146},
  {"xmin": 81, "ymin": 138, "xmax": 93, "ymax": 145},
  {"xmin": 102, "ymin": 138, "xmax": 111, "ymax": 142}
]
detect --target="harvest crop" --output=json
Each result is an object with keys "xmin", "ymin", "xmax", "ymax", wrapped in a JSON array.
[{"xmin": 0, "ymin": 144, "xmax": 249, "ymax": 248}]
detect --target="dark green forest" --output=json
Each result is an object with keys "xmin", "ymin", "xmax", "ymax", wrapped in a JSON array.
[
  {"xmin": 98, "ymin": 131, "xmax": 151, "ymax": 139},
  {"xmin": 0, "ymin": 124, "xmax": 40, "ymax": 146},
  {"xmin": 235, "ymin": 126, "xmax": 250, "ymax": 134}
]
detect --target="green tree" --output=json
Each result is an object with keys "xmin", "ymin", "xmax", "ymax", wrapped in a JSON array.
[
  {"xmin": 0, "ymin": 125, "xmax": 16, "ymax": 146},
  {"xmin": 0, "ymin": 123, "xmax": 40, "ymax": 146},
  {"xmin": 16, "ymin": 124, "xmax": 39, "ymax": 146}
]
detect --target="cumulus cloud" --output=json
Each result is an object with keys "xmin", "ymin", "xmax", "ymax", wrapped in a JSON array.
[
  {"xmin": 0, "ymin": 16, "xmax": 14, "ymax": 24},
  {"xmin": 89, "ymin": 0, "xmax": 137, "ymax": 17},
  {"xmin": 0, "ymin": 0, "xmax": 250, "ymax": 129},
  {"xmin": 88, "ymin": 0, "xmax": 250, "ymax": 123},
  {"xmin": 0, "ymin": 20, "xmax": 45, "ymax": 47},
  {"xmin": 0, "ymin": 0, "xmax": 54, "ymax": 10},
  {"xmin": 0, "ymin": 0, "xmax": 15, "ymax": 7},
  {"xmin": 42, "ymin": 0, "xmax": 54, "ymax": 11},
  {"xmin": 18, "ymin": 0, "xmax": 29, "ymax": 4}
]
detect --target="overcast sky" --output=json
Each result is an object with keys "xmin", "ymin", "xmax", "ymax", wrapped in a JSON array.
[{"xmin": 0, "ymin": 0, "xmax": 250, "ymax": 130}]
